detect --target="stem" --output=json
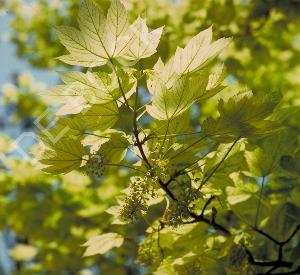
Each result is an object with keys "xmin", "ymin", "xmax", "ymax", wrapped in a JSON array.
[
  {"xmin": 146, "ymin": 131, "xmax": 203, "ymax": 140},
  {"xmin": 157, "ymin": 222, "xmax": 165, "ymax": 260},
  {"xmin": 169, "ymin": 135, "xmax": 207, "ymax": 160},
  {"xmin": 132, "ymin": 87, "xmax": 151, "ymax": 170},
  {"xmin": 255, "ymin": 176, "xmax": 266, "ymax": 227},
  {"xmin": 104, "ymin": 163, "xmax": 146, "ymax": 174},
  {"xmin": 83, "ymin": 132, "xmax": 110, "ymax": 139},
  {"xmin": 197, "ymin": 137, "xmax": 240, "ymax": 191},
  {"xmin": 159, "ymin": 120, "xmax": 170, "ymax": 156},
  {"xmin": 110, "ymin": 59, "xmax": 132, "ymax": 112}
]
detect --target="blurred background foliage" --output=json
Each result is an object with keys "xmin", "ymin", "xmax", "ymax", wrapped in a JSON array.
[{"xmin": 0, "ymin": 0, "xmax": 299, "ymax": 274}]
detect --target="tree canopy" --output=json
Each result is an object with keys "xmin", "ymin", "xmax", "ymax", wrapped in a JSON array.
[{"xmin": 0, "ymin": 0, "xmax": 299, "ymax": 274}]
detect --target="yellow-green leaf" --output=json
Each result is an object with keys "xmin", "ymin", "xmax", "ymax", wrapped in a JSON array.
[
  {"xmin": 173, "ymin": 27, "xmax": 231, "ymax": 75},
  {"xmin": 82, "ymin": 233, "xmax": 124, "ymax": 257},
  {"xmin": 122, "ymin": 17, "xmax": 163, "ymax": 60},
  {"xmin": 39, "ymin": 138, "xmax": 85, "ymax": 174},
  {"xmin": 79, "ymin": 102, "xmax": 119, "ymax": 131}
]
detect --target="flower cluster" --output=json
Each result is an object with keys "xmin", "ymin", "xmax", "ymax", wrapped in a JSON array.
[
  {"xmin": 84, "ymin": 154, "xmax": 105, "ymax": 178},
  {"xmin": 164, "ymin": 179, "xmax": 201, "ymax": 227},
  {"xmin": 119, "ymin": 176, "xmax": 157, "ymax": 223},
  {"xmin": 176, "ymin": 258, "xmax": 202, "ymax": 275},
  {"xmin": 137, "ymin": 235, "xmax": 162, "ymax": 268},
  {"xmin": 227, "ymin": 243, "xmax": 249, "ymax": 271}
]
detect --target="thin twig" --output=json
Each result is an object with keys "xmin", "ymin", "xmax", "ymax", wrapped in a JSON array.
[
  {"xmin": 83, "ymin": 132, "xmax": 110, "ymax": 139},
  {"xmin": 169, "ymin": 135, "xmax": 207, "ymax": 160},
  {"xmin": 197, "ymin": 137, "xmax": 240, "ymax": 191},
  {"xmin": 281, "ymin": 225, "xmax": 300, "ymax": 245},
  {"xmin": 104, "ymin": 163, "xmax": 146, "ymax": 174}
]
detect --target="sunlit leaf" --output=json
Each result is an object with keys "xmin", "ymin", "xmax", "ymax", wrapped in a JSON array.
[{"xmin": 82, "ymin": 233, "xmax": 124, "ymax": 256}]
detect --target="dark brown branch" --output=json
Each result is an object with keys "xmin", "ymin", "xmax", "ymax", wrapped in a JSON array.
[
  {"xmin": 201, "ymin": 195, "xmax": 216, "ymax": 217},
  {"xmin": 186, "ymin": 209, "xmax": 231, "ymax": 236},
  {"xmin": 165, "ymin": 170, "xmax": 186, "ymax": 187},
  {"xmin": 246, "ymin": 248, "xmax": 292, "ymax": 268},
  {"xmin": 246, "ymin": 224, "xmax": 300, "ymax": 274},
  {"xmin": 252, "ymin": 227, "xmax": 281, "ymax": 245}
]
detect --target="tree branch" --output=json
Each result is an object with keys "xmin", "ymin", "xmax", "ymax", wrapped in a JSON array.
[
  {"xmin": 112, "ymin": 67, "xmax": 231, "ymax": 235},
  {"xmin": 252, "ymin": 226, "xmax": 281, "ymax": 245},
  {"xmin": 246, "ymin": 224, "xmax": 300, "ymax": 274},
  {"xmin": 245, "ymin": 248, "xmax": 292, "ymax": 268},
  {"xmin": 200, "ymin": 195, "xmax": 216, "ymax": 217},
  {"xmin": 186, "ymin": 209, "xmax": 231, "ymax": 236}
]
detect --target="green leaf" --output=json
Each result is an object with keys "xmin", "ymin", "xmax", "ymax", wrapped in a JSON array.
[
  {"xmin": 146, "ymin": 29, "xmax": 229, "ymax": 121},
  {"xmin": 56, "ymin": 25, "xmax": 108, "ymax": 67},
  {"xmin": 122, "ymin": 17, "xmax": 163, "ymax": 60},
  {"xmin": 104, "ymin": 0, "xmax": 130, "ymax": 57},
  {"xmin": 56, "ymin": 96, "xmax": 86, "ymax": 116},
  {"xmin": 173, "ymin": 27, "xmax": 231, "ymax": 75},
  {"xmin": 41, "ymin": 84, "xmax": 86, "ymax": 104},
  {"xmin": 55, "ymin": 117, "xmax": 88, "ymax": 137},
  {"xmin": 150, "ymin": 57, "xmax": 179, "ymax": 90},
  {"xmin": 0, "ymin": 135, "xmax": 13, "ymax": 153},
  {"xmin": 57, "ymin": 0, "xmax": 162, "ymax": 67},
  {"xmin": 46, "ymin": 70, "xmax": 136, "ymax": 109},
  {"xmin": 154, "ymin": 258, "xmax": 176, "ymax": 275},
  {"xmin": 57, "ymin": 0, "xmax": 128, "ymax": 66},
  {"xmin": 281, "ymin": 149, "xmax": 300, "ymax": 176},
  {"xmin": 195, "ymin": 63, "xmax": 227, "ymax": 101},
  {"xmin": 98, "ymin": 131, "xmax": 129, "ymax": 163},
  {"xmin": 247, "ymin": 130, "xmax": 296, "ymax": 176},
  {"xmin": 59, "ymin": 71, "xmax": 92, "ymax": 85},
  {"xmin": 82, "ymin": 233, "xmax": 124, "ymax": 257},
  {"xmin": 78, "ymin": 102, "xmax": 119, "ymax": 131},
  {"xmin": 226, "ymin": 192, "xmax": 252, "ymax": 205},
  {"xmin": 226, "ymin": 174, "xmax": 259, "ymax": 206},
  {"xmin": 202, "ymin": 91, "xmax": 281, "ymax": 141},
  {"xmin": 39, "ymin": 138, "xmax": 85, "ymax": 174},
  {"xmin": 203, "ymin": 144, "xmax": 246, "ymax": 177},
  {"xmin": 10, "ymin": 244, "xmax": 38, "ymax": 262},
  {"xmin": 146, "ymin": 74, "xmax": 206, "ymax": 120}
]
